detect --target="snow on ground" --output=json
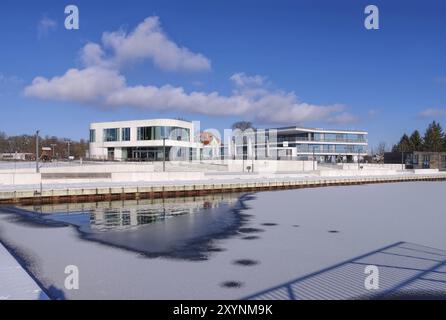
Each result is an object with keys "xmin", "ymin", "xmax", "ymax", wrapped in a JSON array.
[
  {"xmin": 0, "ymin": 172, "xmax": 417, "ymax": 192},
  {"xmin": 0, "ymin": 243, "xmax": 49, "ymax": 300},
  {"xmin": 0, "ymin": 181, "xmax": 445, "ymax": 299}
]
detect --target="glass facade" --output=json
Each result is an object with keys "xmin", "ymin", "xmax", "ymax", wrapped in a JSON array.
[
  {"xmin": 121, "ymin": 127, "xmax": 131, "ymax": 141},
  {"xmin": 313, "ymin": 133, "xmax": 366, "ymax": 142},
  {"xmin": 273, "ymin": 130, "xmax": 368, "ymax": 158},
  {"xmin": 103, "ymin": 128, "xmax": 120, "ymax": 142},
  {"xmin": 89, "ymin": 129, "xmax": 96, "ymax": 143},
  {"xmin": 295, "ymin": 144, "xmax": 366, "ymax": 153},
  {"xmin": 277, "ymin": 132, "xmax": 366, "ymax": 143},
  {"xmin": 137, "ymin": 126, "xmax": 190, "ymax": 141},
  {"xmin": 123, "ymin": 147, "xmax": 189, "ymax": 161}
]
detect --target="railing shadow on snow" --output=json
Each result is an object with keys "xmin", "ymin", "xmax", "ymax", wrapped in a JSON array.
[{"xmin": 243, "ymin": 241, "xmax": 446, "ymax": 300}]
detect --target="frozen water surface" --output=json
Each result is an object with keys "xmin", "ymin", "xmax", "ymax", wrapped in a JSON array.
[{"xmin": 0, "ymin": 182, "xmax": 446, "ymax": 299}]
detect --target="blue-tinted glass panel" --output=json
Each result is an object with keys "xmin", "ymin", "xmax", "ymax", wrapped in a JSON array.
[
  {"xmin": 103, "ymin": 128, "xmax": 119, "ymax": 142},
  {"xmin": 89, "ymin": 129, "xmax": 96, "ymax": 143},
  {"xmin": 121, "ymin": 128, "xmax": 130, "ymax": 141},
  {"xmin": 137, "ymin": 126, "xmax": 190, "ymax": 141}
]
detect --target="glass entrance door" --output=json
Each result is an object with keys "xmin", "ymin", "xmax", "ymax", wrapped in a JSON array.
[
  {"xmin": 132, "ymin": 149, "xmax": 158, "ymax": 161},
  {"xmin": 107, "ymin": 148, "xmax": 115, "ymax": 160}
]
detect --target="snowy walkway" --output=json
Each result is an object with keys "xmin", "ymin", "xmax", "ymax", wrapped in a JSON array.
[{"xmin": 0, "ymin": 243, "xmax": 49, "ymax": 300}]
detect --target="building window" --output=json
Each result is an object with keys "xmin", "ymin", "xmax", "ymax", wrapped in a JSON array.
[
  {"xmin": 137, "ymin": 126, "xmax": 190, "ymax": 141},
  {"xmin": 89, "ymin": 129, "xmax": 96, "ymax": 143},
  {"xmin": 121, "ymin": 128, "xmax": 130, "ymax": 141},
  {"xmin": 103, "ymin": 128, "xmax": 120, "ymax": 142},
  {"xmin": 137, "ymin": 127, "xmax": 152, "ymax": 140}
]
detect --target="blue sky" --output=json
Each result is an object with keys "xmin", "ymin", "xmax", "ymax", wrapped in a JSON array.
[{"xmin": 1, "ymin": 0, "xmax": 446, "ymax": 149}]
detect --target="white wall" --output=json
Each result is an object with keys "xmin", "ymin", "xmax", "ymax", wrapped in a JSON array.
[
  {"xmin": 111, "ymin": 171, "xmax": 205, "ymax": 182},
  {"xmin": 318, "ymin": 169, "xmax": 398, "ymax": 177},
  {"xmin": 340, "ymin": 163, "xmax": 403, "ymax": 170},
  {"xmin": 0, "ymin": 173, "xmax": 41, "ymax": 185},
  {"xmin": 41, "ymin": 164, "xmax": 155, "ymax": 173},
  {"xmin": 220, "ymin": 160, "xmax": 316, "ymax": 172},
  {"xmin": 413, "ymin": 169, "xmax": 439, "ymax": 174}
]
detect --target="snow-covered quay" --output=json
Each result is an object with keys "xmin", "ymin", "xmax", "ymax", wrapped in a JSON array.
[
  {"xmin": 0, "ymin": 243, "xmax": 48, "ymax": 300},
  {"xmin": 1, "ymin": 181, "xmax": 446, "ymax": 299},
  {"xmin": 0, "ymin": 161, "xmax": 445, "ymax": 204}
]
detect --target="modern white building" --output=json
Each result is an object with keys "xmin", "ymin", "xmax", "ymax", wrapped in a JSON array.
[
  {"xmin": 89, "ymin": 118, "xmax": 368, "ymax": 163},
  {"xmin": 89, "ymin": 119, "xmax": 202, "ymax": 161},
  {"xmin": 274, "ymin": 126, "xmax": 368, "ymax": 163},
  {"xmin": 227, "ymin": 126, "xmax": 368, "ymax": 163}
]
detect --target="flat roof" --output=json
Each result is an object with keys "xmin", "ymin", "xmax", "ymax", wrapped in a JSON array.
[
  {"xmin": 272, "ymin": 126, "xmax": 368, "ymax": 135},
  {"xmin": 90, "ymin": 118, "xmax": 192, "ymax": 125}
]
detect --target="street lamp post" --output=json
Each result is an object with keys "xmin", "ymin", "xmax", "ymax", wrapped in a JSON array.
[
  {"xmin": 50, "ymin": 143, "xmax": 57, "ymax": 159},
  {"xmin": 312, "ymin": 146, "xmax": 315, "ymax": 171},
  {"xmin": 401, "ymin": 150, "xmax": 404, "ymax": 171},
  {"xmin": 35, "ymin": 130, "xmax": 40, "ymax": 173},
  {"xmin": 163, "ymin": 137, "xmax": 166, "ymax": 172},
  {"xmin": 66, "ymin": 140, "xmax": 71, "ymax": 160},
  {"xmin": 242, "ymin": 147, "xmax": 245, "ymax": 173}
]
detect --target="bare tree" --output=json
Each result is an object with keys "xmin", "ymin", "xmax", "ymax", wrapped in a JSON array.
[
  {"xmin": 376, "ymin": 142, "xmax": 387, "ymax": 155},
  {"xmin": 231, "ymin": 121, "xmax": 255, "ymax": 131}
]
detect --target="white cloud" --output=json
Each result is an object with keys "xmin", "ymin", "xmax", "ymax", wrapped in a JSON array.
[
  {"xmin": 230, "ymin": 73, "xmax": 267, "ymax": 87},
  {"xmin": 83, "ymin": 16, "xmax": 211, "ymax": 72},
  {"xmin": 434, "ymin": 76, "xmax": 446, "ymax": 84},
  {"xmin": 25, "ymin": 67, "xmax": 350, "ymax": 124},
  {"xmin": 191, "ymin": 80, "xmax": 205, "ymax": 87},
  {"xmin": 38, "ymin": 17, "xmax": 57, "ymax": 38},
  {"xmin": 25, "ymin": 16, "xmax": 359, "ymax": 125},
  {"xmin": 326, "ymin": 112, "xmax": 359, "ymax": 125},
  {"xmin": 368, "ymin": 109, "xmax": 379, "ymax": 117},
  {"xmin": 0, "ymin": 73, "xmax": 24, "ymax": 96},
  {"xmin": 80, "ymin": 43, "xmax": 108, "ymax": 68},
  {"xmin": 24, "ymin": 67, "xmax": 125, "ymax": 103},
  {"xmin": 0, "ymin": 73, "xmax": 23, "ymax": 85},
  {"xmin": 418, "ymin": 108, "xmax": 446, "ymax": 118}
]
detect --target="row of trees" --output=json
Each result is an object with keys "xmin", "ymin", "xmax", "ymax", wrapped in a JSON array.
[
  {"xmin": 392, "ymin": 121, "xmax": 446, "ymax": 153},
  {"xmin": 0, "ymin": 132, "xmax": 88, "ymax": 159}
]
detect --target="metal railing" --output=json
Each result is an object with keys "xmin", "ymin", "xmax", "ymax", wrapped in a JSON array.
[{"xmin": 277, "ymin": 137, "xmax": 368, "ymax": 143}]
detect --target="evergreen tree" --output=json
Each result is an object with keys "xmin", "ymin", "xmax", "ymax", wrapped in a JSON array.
[
  {"xmin": 423, "ymin": 121, "xmax": 445, "ymax": 152},
  {"xmin": 0, "ymin": 131, "xmax": 7, "ymax": 153},
  {"xmin": 444, "ymin": 133, "xmax": 446, "ymax": 151},
  {"xmin": 409, "ymin": 130, "xmax": 423, "ymax": 151},
  {"xmin": 393, "ymin": 133, "xmax": 411, "ymax": 152}
]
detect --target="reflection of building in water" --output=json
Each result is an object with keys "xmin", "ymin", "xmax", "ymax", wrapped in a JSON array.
[
  {"xmin": 20, "ymin": 193, "xmax": 240, "ymax": 231},
  {"xmin": 89, "ymin": 202, "xmax": 198, "ymax": 231}
]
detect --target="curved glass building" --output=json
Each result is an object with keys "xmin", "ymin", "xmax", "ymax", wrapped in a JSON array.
[{"xmin": 89, "ymin": 119, "xmax": 201, "ymax": 161}]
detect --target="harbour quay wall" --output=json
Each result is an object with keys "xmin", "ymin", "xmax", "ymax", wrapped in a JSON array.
[{"xmin": 1, "ymin": 174, "xmax": 445, "ymax": 205}]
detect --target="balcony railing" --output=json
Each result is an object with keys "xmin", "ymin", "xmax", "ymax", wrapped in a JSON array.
[
  {"xmin": 295, "ymin": 146, "xmax": 366, "ymax": 153},
  {"xmin": 277, "ymin": 137, "xmax": 367, "ymax": 143}
]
